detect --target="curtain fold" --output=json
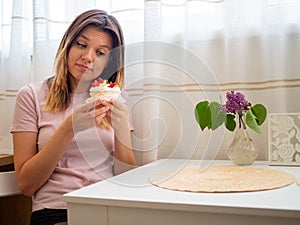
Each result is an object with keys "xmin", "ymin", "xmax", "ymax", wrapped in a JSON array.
[
  {"xmin": 0, "ymin": 0, "xmax": 144, "ymax": 154},
  {"xmin": 140, "ymin": 0, "xmax": 300, "ymax": 161},
  {"xmin": 1, "ymin": 0, "xmax": 299, "ymax": 164}
]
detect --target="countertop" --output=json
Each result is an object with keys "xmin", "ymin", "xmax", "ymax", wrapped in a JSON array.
[
  {"xmin": 0, "ymin": 154, "xmax": 14, "ymax": 167},
  {"xmin": 64, "ymin": 159, "xmax": 300, "ymax": 220},
  {"xmin": 0, "ymin": 154, "xmax": 20, "ymax": 197}
]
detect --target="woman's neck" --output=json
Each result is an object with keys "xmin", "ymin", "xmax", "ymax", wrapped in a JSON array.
[{"xmin": 69, "ymin": 75, "xmax": 90, "ymax": 94}]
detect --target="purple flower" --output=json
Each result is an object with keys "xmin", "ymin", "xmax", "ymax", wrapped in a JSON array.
[{"xmin": 221, "ymin": 91, "xmax": 251, "ymax": 114}]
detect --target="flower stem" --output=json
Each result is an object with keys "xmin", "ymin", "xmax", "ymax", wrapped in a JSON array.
[{"xmin": 238, "ymin": 113, "xmax": 246, "ymax": 129}]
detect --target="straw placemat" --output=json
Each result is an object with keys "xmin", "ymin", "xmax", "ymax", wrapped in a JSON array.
[
  {"xmin": 150, "ymin": 166, "xmax": 295, "ymax": 193},
  {"xmin": 297, "ymin": 178, "xmax": 300, "ymax": 186}
]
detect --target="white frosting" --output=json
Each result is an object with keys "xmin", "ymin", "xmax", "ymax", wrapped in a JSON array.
[
  {"xmin": 86, "ymin": 83, "xmax": 121, "ymax": 103},
  {"xmin": 89, "ymin": 85, "xmax": 120, "ymax": 93}
]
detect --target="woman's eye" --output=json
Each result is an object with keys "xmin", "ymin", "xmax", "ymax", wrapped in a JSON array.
[
  {"xmin": 76, "ymin": 41, "xmax": 86, "ymax": 48},
  {"xmin": 96, "ymin": 50, "xmax": 106, "ymax": 56}
]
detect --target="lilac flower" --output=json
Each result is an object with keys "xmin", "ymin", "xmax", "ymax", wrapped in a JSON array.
[
  {"xmin": 221, "ymin": 91, "xmax": 251, "ymax": 115},
  {"xmin": 195, "ymin": 90, "xmax": 267, "ymax": 133}
]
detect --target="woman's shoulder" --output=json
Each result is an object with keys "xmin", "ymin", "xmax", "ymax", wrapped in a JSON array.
[
  {"xmin": 18, "ymin": 78, "xmax": 50, "ymax": 95},
  {"xmin": 16, "ymin": 78, "xmax": 51, "ymax": 105}
]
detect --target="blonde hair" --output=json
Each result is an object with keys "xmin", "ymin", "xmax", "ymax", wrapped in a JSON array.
[{"xmin": 44, "ymin": 9, "xmax": 125, "ymax": 112}]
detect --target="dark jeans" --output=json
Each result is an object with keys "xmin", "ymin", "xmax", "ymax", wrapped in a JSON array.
[{"xmin": 30, "ymin": 208, "xmax": 67, "ymax": 225}]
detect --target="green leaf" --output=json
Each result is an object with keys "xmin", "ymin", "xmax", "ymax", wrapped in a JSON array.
[
  {"xmin": 209, "ymin": 102, "xmax": 226, "ymax": 130},
  {"xmin": 245, "ymin": 110, "xmax": 260, "ymax": 133},
  {"xmin": 225, "ymin": 114, "xmax": 236, "ymax": 131},
  {"xmin": 195, "ymin": 98, "xmax": 267, "ymax": 134},
  {"xmin": 195, "ymin": 101, "xmax": 210, "ymax": 130},
  {"xmin": 250, "ymin": 104, "xmax": 267, "ymax": 126},
  {"xmin": 195, "ymin": 101, "xmax": 226, "ymax": 131},
  {"xmin": 204, "ymin": 103, "xmax": 213, "ymax": 129}
]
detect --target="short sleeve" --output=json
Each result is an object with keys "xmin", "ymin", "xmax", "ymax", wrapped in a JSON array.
[{"xmin": 10, "ymin": 85, "xmax": 39, "ymax": 133}]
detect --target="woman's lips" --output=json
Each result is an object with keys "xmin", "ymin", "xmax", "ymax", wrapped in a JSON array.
[{"xmin": 77, "ymin": 64, "xmax": 93, "ymax": 72}]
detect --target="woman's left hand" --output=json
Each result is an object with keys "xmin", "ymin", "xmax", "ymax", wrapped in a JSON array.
[
  {"xmin": 102, "ymin": 99, "xmax": 130, "ymax": 134},
  {"xmin": 103, "ymin": 98, "xmax": 137, "ymax": 172}
]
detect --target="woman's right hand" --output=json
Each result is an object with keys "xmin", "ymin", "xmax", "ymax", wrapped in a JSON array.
[{"xmin": 71, "ymin": 99, "xmax": 109, "ymax": 133}]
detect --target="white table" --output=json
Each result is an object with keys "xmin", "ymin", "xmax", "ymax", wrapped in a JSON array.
[
  {"xmin": 0, "ymin": 171, "xmax": 20, "ymax": 197},
  {"xmin": 64, "ymin": 159, "xmax": 300, "ymax": 225}
]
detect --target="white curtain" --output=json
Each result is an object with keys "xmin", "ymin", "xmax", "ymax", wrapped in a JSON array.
[
  {"xmin": 0, "ymin": 0, "xmax": 144, "ymax": 154},
  {"xmin": 128, "ymin": 0, "xmax": 300, "ymax": 163},
  {"xmin": 1, "ymin": 0, "xmax": 300, "ymax": 165}
]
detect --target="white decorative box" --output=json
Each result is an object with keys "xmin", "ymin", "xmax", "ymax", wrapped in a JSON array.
[{"xmin": 268, "ymin": 113, "xmax": 300, "ymax": 166}]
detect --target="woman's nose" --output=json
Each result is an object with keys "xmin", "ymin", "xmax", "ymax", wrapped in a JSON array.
[{"xmin": 82, "ymin": 49, "xmax": 95, "ymax": 63}]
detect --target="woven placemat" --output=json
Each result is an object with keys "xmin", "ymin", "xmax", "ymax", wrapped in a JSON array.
[
  {"xmin": 297, "ymin": 178, "xmax": 300, "ymax": 186},
  {"xmin": 150, "ymin": 166, "xmax": 295, "ymax": 193}
]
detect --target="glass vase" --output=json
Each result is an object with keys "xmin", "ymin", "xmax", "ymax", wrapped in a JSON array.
[{"xmin": 227, "ymin": 127, "xmax": 258, "ymax": 166}]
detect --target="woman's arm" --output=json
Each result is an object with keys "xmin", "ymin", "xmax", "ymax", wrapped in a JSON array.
[
  {"xmin": 13, "ymin": 117, "xmax": 74, "ymax": 196},
  {"xmin": 103, "ymin": 99, "xmax": 137, "ymax": 174},
  {"xmin": 113, "ymin": 129, "xmax": 137, "ymax": 175},
  {"xmin": 13, "ymin": 101, "xmax": 108, "ymax": 197}
]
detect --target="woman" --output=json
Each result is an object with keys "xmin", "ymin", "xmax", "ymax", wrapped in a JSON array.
[{"xmin": 11, "ymin": 9, "xmax": 136, "ymax": 225}]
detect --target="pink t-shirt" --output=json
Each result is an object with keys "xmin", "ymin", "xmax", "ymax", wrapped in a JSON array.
[{"xmin": 11, "ymin": 80, "xmax": 132, "ymax": 212}]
